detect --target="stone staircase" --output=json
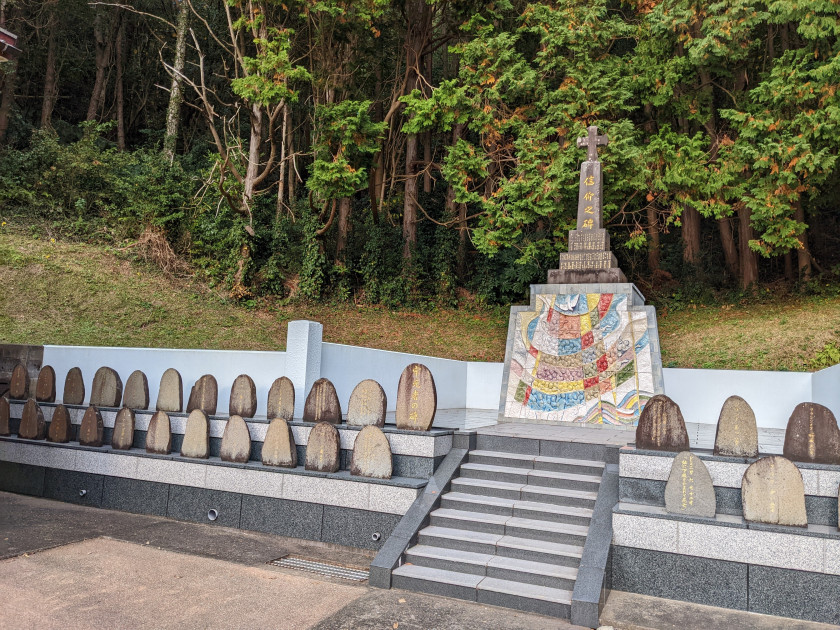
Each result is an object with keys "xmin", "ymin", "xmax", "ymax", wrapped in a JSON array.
[{"xmin": 391, "ymin": 448, "xmax": 604, "ymax": 618}]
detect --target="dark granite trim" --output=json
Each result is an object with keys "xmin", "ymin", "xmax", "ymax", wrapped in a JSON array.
[
  {"xmin": 611, "ymin": 546, "xmax": 748, "ymax": 610},
  {"xmin": 0, "ymin": 461, "xmax": 45, "ymax": 496},
  {"xmin": 571, "ymin": 463, "xmax": 619, "ymax": 628},
  {"xmin": 369, "ymin": 447, "xmax": 470, "ymax": 589},
  {"xmin": 748, "ymin": 565, "xmax": 840, "ymax": 625}
]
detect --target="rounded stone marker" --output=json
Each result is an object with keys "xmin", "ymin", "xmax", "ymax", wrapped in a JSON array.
[
  {"xmin": 0, "ymin": 396, "xmax": 10, "ymax": 437},
  {"xmin": 181, "ymin": 409, "xmax": 210, "ymax": 459},
  {"xmin": 229, "ymin": 374, "xmax": 257, "ymax": 418},
  {"xmin": 9, "ymin": 363, "xmax": 29, "ymax": 399},
  {"xmin": 62, "ymin": 367, "xmax": 85, "ymax": 405},
  {"xmin": 261, "ymin": 417, "xmax": 297, "ymax": 467},
  {"xmin": 35, "ymin": 366, "xmax": 56, "ymax": 403},
  {"xmin": 220, "ymin": 415, "xmax": 252, "ymax": 463},
  {"xmin": 347, "ymin": 380, "xmax": 386, "ymax": 428},
  {"xmin": 350, "ymin": 426, "xmax": 392, "ymax": 479},
  {"xmin": 783, "ymin": 402, "xmax": 840, "ymax": 465},
  {"xmin": 714, "ymin": 395, "xmax": 758, "ymax": 458},
  {"xmin": 635, "ymin": 394, "xmax": 689, "ymax": 452},
  {"xmin": 304, "ymin": 421, "xmax": 340, "ymax": 472},
  {"xmin": 18, "ymin": 399, "xmax": 46, "ymax": 440},
  {"xmin": 156, "ymin": 368, "xmax": 183, "ymax": 412},
  {"xmin": 90, "ymin": 367, "xmax": 123, "ymax": 408},
  {"xmin": 395, "ymin": 363, "xmax": 437, "ymax": 431},
  {"xmin": 48, "ymin": 405, "xmax": 74, "ymax": 443},
  {"xmin": 123, "ymin": 370, "xmax": 150, "ymax": 410},
  {"xmin": 187, "ymin": 374, "xmax": 218, "ymax": 416},
  {"xmin": 267, "ymin": 377, "xmax": 295, "ymax": 422},
  {"xmin": 664, "ymin": 451, "xmax": 716, "ymax": 518},
  {"xmin": 111, "ymin": 407, "xmax": 136, "ymax": 450},
  {"xmin": 303, "ymin": 378, "xmax": 342, "ymax": 425},
  {"xmin": 146, "ymin": 411, "xmax": 172, "ymax": 455},
  {"xmin": 742, "ymin": 455, "xmax": 807, "ymax": 527},
  {"xmin": 79, "ymin": 405, "xmax": 104, "ymax": 447}
]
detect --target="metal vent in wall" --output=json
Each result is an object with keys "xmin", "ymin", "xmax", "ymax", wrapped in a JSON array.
[{"xmin": 268, "ymin": 555, "xmax": 369, "ymax": 582}]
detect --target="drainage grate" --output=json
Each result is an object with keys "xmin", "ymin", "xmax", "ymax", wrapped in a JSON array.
[{"xmin": 268, "ymin": 556, "xmax": 369, "ymax": 582}]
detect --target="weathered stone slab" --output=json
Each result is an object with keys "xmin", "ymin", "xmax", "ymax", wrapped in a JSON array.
[
  {"xmin": 63, "ymin": 367, "xmax": 85, "ymax": 405},
  {"xmin": 47, "ymin": 404, "xmax": 73, "ymax": 443},
  {"xmin": 303, "ymin": 378, "xmax": 342, "ymax": 424},
  {"xmin": 783, "ymin": 402, "xmax": 840, "ymax": 465},
  {"xmin": 9, "ymin": 363, "xmax": 28, "ymax": 399},
  {"xmin": 229, "ymin": 375, "xmax": 257, "ymax": 418},
  {"xmin": 0, "ymin": 396, "xmax": 9, "ymax": 436},
  {"xmin": 347, "ymin": 380, "xmax": 386, "ymax": 428},
  {"xmin": 304, "ymin": 421, "xmax": 340, "ymax": 472},
  {"xmin": 156, "ymin": 368, "xmax": 183, "ymax": 412},
  {"xmin": 90, "ymin": 367, "xmax": 123, "ymax": 408},
  {"xmin": 395, "ymin": 364, "xmax": 436, "ymax": 431},
  {"xmin": 35, "ymin": 366, "xmax": 56, "ymax": 403},
  {"xmin": 714, "ymin": 395, "xmax": 758, "ymax": 458},
  {"xmin": 220, "ymin": 415, "xmax": 251, "ymax": 463},
  {"xmin": 79, "ymin": 406, "xmax": 104, "ymax": 447},
  {"xmin": 181, "ymin": 409, "xmax": 210, "ymax": 459},
  {"xmin": 187, "ymin": 374, "xmax": 218, "ymax": 416},
  {"xmin": 635, "ymin": 395, "xmax": 689, "ymax": 452},
  {"xmin": 350, "ymin": 426, "xmax": 392, "ymax": 479},
  {"xmin": 261, "ymin": 417, "xmax": 297, "ymax": 467},
  {"xmin": 123, "ymin": 370, "xmax": 149, "ymax": 410},
  {"xmin": 146, "ymin": 411, "xmax": 172, "ymax": 455},
  {"xmin": 664, "ymin": 451, "xmax": 715, "ymax": 518},
  {"xmin": 742, "ymin": 455, "xmax": 807, "ymax": 527},
  {"xmin": 568, "ymin": 228, "xmax": 610, "ymax": 252},
  {"xmin": 267, "ymin": 377, "xmax": 295, "ymax": 422},
  {"xmin": 18, "ymin": 399, "xmax": 46, "ymax": 440},
  {"xmin": 111, "ymin": 407, "xmax": 136, "ymax": 450}
]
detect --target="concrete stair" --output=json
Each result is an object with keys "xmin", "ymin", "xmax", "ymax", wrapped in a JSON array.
[{"xmin": 392, "ymin": 448, "xmax": 605, "ymax": 618}]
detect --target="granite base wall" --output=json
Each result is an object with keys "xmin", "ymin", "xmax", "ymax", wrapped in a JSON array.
[
  {"xmin": 612, "ymin": 546, "xmax": 840, "ymax": 625},
  {"xmin": 0, "ymin": 459, "xmax": 401, "ymax": 550}
]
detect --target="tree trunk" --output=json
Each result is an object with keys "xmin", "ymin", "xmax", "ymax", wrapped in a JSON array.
[
  {"xmin": 646, "ymin": 203, "xmax": 660, "ymax": 272},
  {"xmin": 0, "ymin": 60, "xmax": 16, "ymax": 144},
  {"xmin": 40, "ymin": 1, "xmax": 59, "ymax": 129},
  {"xmin": 87, "ymin": 8, "xmax": 118, "ymax": 122},
  {"xmin": 738, "ymin": 205, "xmax": 759, "ymax": 288},
  {"xmin": 286, "ymin": 104, "xmax": 296, "ymax": 203},
  {"xmin": 336, "ymin": 197, "xmax": 352, "ymax": 261},
  {"xmin": 163, "ymin": 0, "xmax": 190, "ymax": 162},
  {"xmin": 403, "ymin": 132, "xmax": 419, "ymax": 258},
  {"xmin": 115, "ymin": 18, "xmax": 126, "ymax": 151},
  {"xmin": 682, "ymin": 206, "xmax": 701, "ymax": 266},
  {"xmin": 275, "ymin": 101, "xmax": 289, "ymax": 221},
  {"xmin": 793, "ymin": 200, "xmax": 812, "ymax": 280},
  {"xmin": 784, "ymin": 250, "xmax": 794, "ymax": 281},
  {"xmin": 446, "ymin": 123, "xmax": 467, "ymax": 279},
  {"xmin": 402, "ymin": 0, "xmax": 431, "ymax": 259},
  {"xmin": 243, "ymin": 103, "xmax": 263, "ymax": 213},
  {"xmin": 718, "ymin": 217, "xmax": 739, "ymax": 279}
]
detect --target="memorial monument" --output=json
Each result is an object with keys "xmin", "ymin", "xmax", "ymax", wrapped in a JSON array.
[{"xmin": 499, "ymin": 126, "xmax": 664, "ymax": 425}]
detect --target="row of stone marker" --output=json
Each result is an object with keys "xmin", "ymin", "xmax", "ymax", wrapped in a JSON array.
[
  {"xmin": 0, "ymin": 398, "xmax": 392, "ymax": 479},
  {"xmin": 5, "ymin": 361, "xmax": 438, "ymax": 430},
  {"xmin": 637, "ymin": 394, "xmax": 840, "ymax": 528}
]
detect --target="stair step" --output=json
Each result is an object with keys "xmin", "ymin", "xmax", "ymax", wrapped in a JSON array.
[
  {"xmin": 526, "ymin": 469, "xmax": 602, "ymax": 492},
  {"xmin": 391, "ymin": 565, "xmax": 573, "ymax": 618},
  {"xmin": 405, "ymin": 545, "xmax": 492, "ymax": 576},
  {"xmin": 441, "ymin": 492, "xmax": 515, "ymax": 517},
  {"xmin": 450, "ymin": 477, "xmax": 524, "ymax": 500},
  {"xmin": 452, "ymin": 477, "xmax": 598, "ymax": 508},
  {"xmin": 513, "ymin": 500, "xmax": 593, "ymax": 526},
  {"xmin": 469, "ymin": 450, "xmax": 605, "ymax": 476},
  {"xmin": 477, "ymin": 577, "xmax": 573, "ymax": 618},
  {"xmin": 430, "ymin": 508, "xmax": 508, "ymax": 535},
  {"xmin": 417, "ymin": 526, "xmax": 501, "ymax": 555},
  {"xmin": 496, "ymin": 535, "xmax": 583, "ymax": 567},
  {"xmin": 460, "ymin": 462, "xmax": 530, "ymax": 485}
]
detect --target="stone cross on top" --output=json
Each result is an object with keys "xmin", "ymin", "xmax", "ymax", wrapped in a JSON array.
[{"xmin": 576, "ymin": 125, "xmax": 608, "ymax": 162}]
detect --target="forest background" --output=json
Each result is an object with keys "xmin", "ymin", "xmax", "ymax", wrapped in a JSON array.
[{"xmin": 0, "ymin": 0, "xmax": 839, "ymax": 312}]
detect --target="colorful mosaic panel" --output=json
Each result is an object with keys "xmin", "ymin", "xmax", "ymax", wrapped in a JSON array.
[{"xmin": 505, "ymin": 293, "xmax": 654, "ymax": 425}]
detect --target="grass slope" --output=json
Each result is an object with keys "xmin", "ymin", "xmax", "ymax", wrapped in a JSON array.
[{"xmin": 2, "ymin": 231, "xmax": 839, "ymax": 371}]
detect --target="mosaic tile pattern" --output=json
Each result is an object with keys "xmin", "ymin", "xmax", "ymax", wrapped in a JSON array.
[{"xmin": 504, "ymin": 293, "xmax": 655, "ymax": 425}]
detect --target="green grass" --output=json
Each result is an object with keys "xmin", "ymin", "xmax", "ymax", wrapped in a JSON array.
[{"xmin": 2, "ymin": 229, "xmax": 839, "ymax": 371}]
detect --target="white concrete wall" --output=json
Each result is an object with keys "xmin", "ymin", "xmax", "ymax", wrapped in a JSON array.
[
  {"xmin": 812, "ymin": 362, "xmax": 840, "ymax": 417},
  {"xmin": 662, "ymin": 367, "xmax": 812, "ymax": 430},
  {"xmin": 42, "ymin": 345, "xmax": 287, "ymax": 418},
  {"xmin": 36, "ymin": 320, "xmax": 840, "ymax": 427},
  {"xmin": 320, "ymin": 342, "xmax": 468, "ymax": 412}
]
